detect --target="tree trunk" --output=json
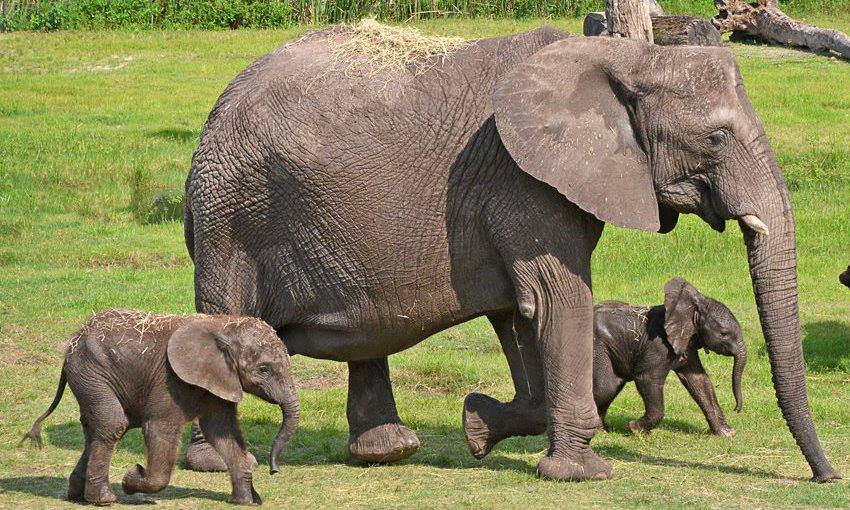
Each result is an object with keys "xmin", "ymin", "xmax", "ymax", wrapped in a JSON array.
[
  {"xmin": 714, "ymin": 0, "xmax": 850, "ymax": 59},
  {"xmin": 605, "ymin": 0, "xmax": 655, "ymax": 43},
  {"xmin": 653, "ymin": 16, "xmax": 723, "ymax": 46},
  {"xmin": 2, "ymin": 0, "xmax": 9, "ymax": 18},
  {"xmin": 585, "ymin": 13, "xmax": 722, "ymax": 47}
]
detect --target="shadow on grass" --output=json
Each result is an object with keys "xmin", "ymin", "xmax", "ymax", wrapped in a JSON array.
[
  {"xmin": 603, "ymin": 414, "xmax": 705, "ymax": 435},
  {"xmin": 0, "ymin": 476, "xmax": 226, "ymax": 505},
  {"xmin": 42, "ymin": 417, "xmax": 780, "ymax": 482},
  {"xmin": 149, "ymin": 128, "xmax": 199, "ymax": 143},
  {"xmin": 596, "ymin": 443, "xmax": 786, "ymax": 480},
  {"xmin": 45, "ymin": 422, "xmax": 146, "ymax": 454},
  {"xmin": 802, "ymin": 321, "xmax": 850, "ymax": 372}
]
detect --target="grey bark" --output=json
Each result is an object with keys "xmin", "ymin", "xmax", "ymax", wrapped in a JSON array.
[
  {"xmin": 714, "ymin": 0, "xmax": 850, "ymax": 59},
  {"xmin": 653, "ymin": 16, "xmax": 723, "ymax": 46},
  {"xmin": 585, "ymin": 13, "xmax": 722, "ymax": 47},
  {"xmin": 605, "ymin": 0, "xmax": 655, "ymax": 43}
]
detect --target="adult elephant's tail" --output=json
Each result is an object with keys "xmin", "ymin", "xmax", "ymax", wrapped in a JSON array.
[{"xmin": 183, "ymin": 189, "xmax": 195, "ymax": 262}]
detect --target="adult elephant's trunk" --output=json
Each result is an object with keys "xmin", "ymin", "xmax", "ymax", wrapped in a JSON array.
[
  {"xmin": 731, "ymin": 341, "xmax": 746, "ymax": 413},
  {"xmin": 269, "ymin": 388, "xmax": 300, "ymax": 474},
  {"xmin": 741, "ymin": 179, "xmax": 840, "ymax": 482}
]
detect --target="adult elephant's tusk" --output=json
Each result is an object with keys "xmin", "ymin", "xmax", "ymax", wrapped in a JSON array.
[{"xmin": 741, "ymin": 215, "xmax": 770, "ymax": 236}]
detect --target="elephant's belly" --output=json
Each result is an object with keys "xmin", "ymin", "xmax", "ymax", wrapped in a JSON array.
[
  {"xmin": 280, "ymin": 265, "xmax": 515, "ymax": 361},
  {"xmin": 281, "ymin": 324, "xmax": 415, "ymax": 361}
]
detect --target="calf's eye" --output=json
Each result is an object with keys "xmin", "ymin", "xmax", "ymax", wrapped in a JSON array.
[{"xmin": 258, "ymin": 364, "xmax": 270, "ymax": 375}]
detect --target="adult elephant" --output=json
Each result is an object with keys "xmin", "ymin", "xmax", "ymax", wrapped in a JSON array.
[{"xmin": 183, "ymin": 26, "xmax": 840, "ymax": 482}]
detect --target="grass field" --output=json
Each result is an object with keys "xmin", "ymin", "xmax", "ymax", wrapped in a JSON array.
[{"xmin": 1, "ymin": 17, "xmax": 849, "ymax": 509}]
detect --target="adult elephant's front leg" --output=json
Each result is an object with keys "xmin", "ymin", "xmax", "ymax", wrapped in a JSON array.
[
  {"xmin": 534, "ymin": 284, "xmax": 612, "ymax": 481},
  {"xmin": 463, "ymin": 311, "xmax": 546, "ymax": 459},
  {"xmin": 347, "ymin": 357, "xmax": 420, "ymax": 463}
]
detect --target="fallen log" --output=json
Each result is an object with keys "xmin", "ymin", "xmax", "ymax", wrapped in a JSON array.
[
  {"xmin": 653, "ymin": 15, "xmax": 723, "ymax": 46},
  {"xmin": 713, "ymin": 0, "xmax": 850, "ymax": 59},
  {"xmin": 584, "ymin": 13, "xmax": 723, "ymax": 47}
]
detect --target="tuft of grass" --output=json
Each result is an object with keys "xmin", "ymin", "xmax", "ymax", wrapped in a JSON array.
[
  {"xmin": 129, "ymin": 169, "xmax": 185, "ymax": 224},
  {"xmin": 129, "ymin": 167, "xmax": 155, "ymax": 224},
  {"xmin": 149, "ymin": 189, "xmax": 185, "ymax": 224}
]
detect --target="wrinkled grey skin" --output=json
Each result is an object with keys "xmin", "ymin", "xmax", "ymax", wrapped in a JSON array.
[
  {"xmin": 592, "ymin": 277, "xmax": 746, "ymax": 437},
  {"xmin": 23, "ymin": 310, "xmax": 299, "ymax": 506},
  {"xmin": 840, "ymin": 266, "xmax": 850, "ymax": 289},
  {"xmin": 184, "ymin": 26, "xmax": 840, "ymax": 481}
]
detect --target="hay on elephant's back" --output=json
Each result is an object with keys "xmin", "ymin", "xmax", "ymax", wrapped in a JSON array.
[{"xmin": 328, "ymin": 19, "xmax": 469, "ymax": 76}]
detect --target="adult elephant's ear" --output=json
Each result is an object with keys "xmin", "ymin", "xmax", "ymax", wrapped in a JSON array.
[
  {"xmin": 492, "ymin": 37, "xmax": 661, "ymax": 232},
  {"xmin": 167, "ymin": 320, "xmax": 243, "ymax": 403}
]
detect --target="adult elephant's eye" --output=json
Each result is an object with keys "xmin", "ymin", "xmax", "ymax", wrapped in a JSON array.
[{"xmin": 708, "ymin": 129, "xmax": 730, "ymax": 148}]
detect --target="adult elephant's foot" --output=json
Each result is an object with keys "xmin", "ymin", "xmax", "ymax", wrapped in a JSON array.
[
  {"xmin": 348, "ymin": 422, "xmax": 420, "ymax": 463},
  {"xmin": 186, "ymin": 441, "xmax": 257, "ymax": 472},
  {"xmin": 84, "ymin": 483, "xmax": 118, "ymax": 506},
  {"xmin": 463, "ymin": 392, "xmax": 546, "ymax": 460},
  {"xmin": 185, "ymin": 438, "xmax": 227, "ymax": 472},
  {"xmin": 536, "ymin": 449, "xmax": 613, "ymax": 482},
  {"xmin": 184, "ymin": 421, "xmax": 254, "ymax": 472}
]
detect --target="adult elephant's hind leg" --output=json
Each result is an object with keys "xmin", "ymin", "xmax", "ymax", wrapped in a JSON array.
[
  {"xmin": 463, "ymin": 311, "xmax": 546, "ymax": 459},
  {"xmin": 347, "ymin": 357, "xmax": 420, "ymax": 463},
  {"xmin": 185, "ymin": 420, "xmax": 227, "ymax": 472}
]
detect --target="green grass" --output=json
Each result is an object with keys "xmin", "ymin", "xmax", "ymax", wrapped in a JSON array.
[{"xmin": 1, "ymin": 18, "xmax": 849, "ymax": 508}]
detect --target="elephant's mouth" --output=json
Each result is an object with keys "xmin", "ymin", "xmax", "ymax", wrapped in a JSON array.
[
  {"xmin": 701, "ymin": 204, "xmax": 726, "ymax": 233},
  {"xmin": 657, "ymin": 178, "xmax": 726, "ymax": 233}
]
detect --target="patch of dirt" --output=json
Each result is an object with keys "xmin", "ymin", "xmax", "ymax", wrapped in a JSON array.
[
  {"xmin": 0, "ymin": 326, "xmax": 56, "ymax": 367},
  {"xmin": 0, "ymin": 338, "xmax": 29, "ymax": 367},
  {"xmin": 294, "ymin": 373, "xmax": 345, "ymax": 390},
  {"xmin": 83, "ymin": 252, "xmax": 191, "ymax": 270},
  {"xmin": 66, "ymin": 55, "xmax": 135, "ymax": 74},
  {"xmin": 729, "ymin": 42, "xmax": 820, "ymax": 60},
  {"xmin": 393, "ymin": 368, "xmax": 496, "ymax": 396}
]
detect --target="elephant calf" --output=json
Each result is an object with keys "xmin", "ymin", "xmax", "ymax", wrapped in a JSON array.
[
  {"xmin": 593, "ymin": 278, "xmax": 746, "ymax": 436},
  {"xmin": 22, "ymin": 309, "xmax": 299, "ymax": 506}
]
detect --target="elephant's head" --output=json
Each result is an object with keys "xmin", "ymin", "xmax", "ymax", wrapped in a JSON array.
[
  {"xmin": 167, "ymin": 317, "xmax": 300, "ymax": 474},
  {"xmin": 663, "ymin": 277, "xmax": 746, "ymax": 412},
  {"xmin": 492, "ymin": 36, "xmax": 840, "ymax": 481}
]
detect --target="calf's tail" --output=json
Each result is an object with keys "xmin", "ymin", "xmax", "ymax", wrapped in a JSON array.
[{"xmin": 21, "ymin": 365, "xmax": 67, "ymax": 449}]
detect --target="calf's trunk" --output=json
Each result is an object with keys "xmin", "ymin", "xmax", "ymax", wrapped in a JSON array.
[{"xmin": 270, "ymin": 390, "xmax": 300, "ymax": 474}]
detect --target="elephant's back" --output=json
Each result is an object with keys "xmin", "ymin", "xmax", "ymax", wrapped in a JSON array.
[
  {"xmin": 195, "ymin": 24, "xmax": 568, "ymax": 144},
  {"xmin": 185, "ymin": 26, "xmax": 569, "ymax": 333}
]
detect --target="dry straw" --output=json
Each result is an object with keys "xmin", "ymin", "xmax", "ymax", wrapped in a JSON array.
[{"xmin": 328, "ymin": 18, "xmax": 469, "ymax": 76}]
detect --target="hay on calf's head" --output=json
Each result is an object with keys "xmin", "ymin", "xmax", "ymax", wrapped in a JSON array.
[{"xmin": 329, "ymin": 18, "xmax": 469, "ymax": 76}]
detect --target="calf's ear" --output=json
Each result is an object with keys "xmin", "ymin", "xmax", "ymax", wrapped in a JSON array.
[
  {"xmin": 167, "ymin": 320, "xmax": 243, "ymax": 403},
  {"xmin": 663, "ymin": 277, "xmax": 703, "ymax": 358}
]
